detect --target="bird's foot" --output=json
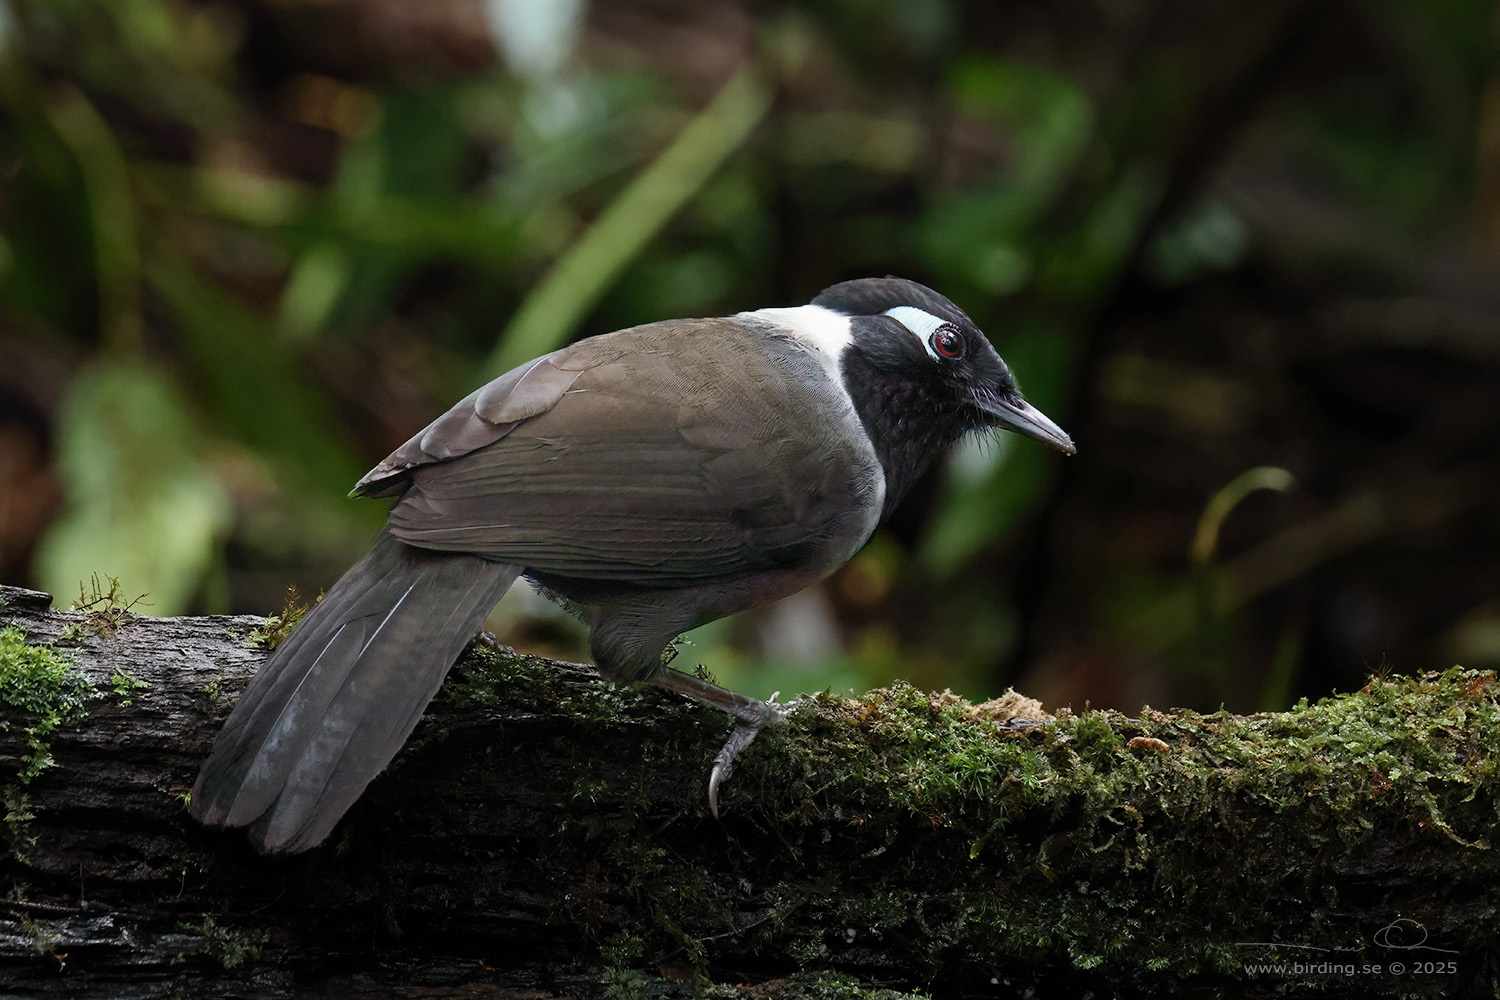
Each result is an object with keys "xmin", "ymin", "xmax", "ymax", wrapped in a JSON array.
[
  {"xmin": 469, "ymin": 630, "xmax": 515, "ymax": 656},
  {"xmin": 658, "ymin": 634, "xmax": 692, "ymax": 668},
  {"xmin": 707, "ymin": 697, "xmax": 789, "ymax": 818},
  {"xmin": 647, "ymin": 667, "xmax": 790, "ymax": 817}
]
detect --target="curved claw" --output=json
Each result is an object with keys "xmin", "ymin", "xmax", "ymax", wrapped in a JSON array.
[
  {"xmin": 644, "ymin": 667, "xmax": 791, "ymax": 817},
  {"xmin": 708, "ymin": 722, "xmax": 756, "ymax": 818},
  {"xmin": 706, "ymin": 699, "xmax": 790, "ymax": 818},
  {"xmin": 708, "ymin": 757, "xmax": 727, "ymax": 819}
]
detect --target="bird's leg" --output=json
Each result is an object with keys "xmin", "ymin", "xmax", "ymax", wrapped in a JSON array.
[{"xmin": 648, "ymin": 667, "xmax": 788, "ymax": 818}]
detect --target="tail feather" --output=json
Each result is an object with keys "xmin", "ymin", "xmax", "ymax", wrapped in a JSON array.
[{"xmin": 191, "ymin": 530, "xmax": 519, "ymax": 853}]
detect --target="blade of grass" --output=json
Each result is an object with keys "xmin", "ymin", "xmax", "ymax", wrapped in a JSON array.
[{"xmin": 1125, "ymin": 463, "xmax": 1493, "ymax": 657}]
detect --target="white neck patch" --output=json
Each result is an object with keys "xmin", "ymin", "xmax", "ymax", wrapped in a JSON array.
[
  {"xmin": 883, "ymin": 306, "xmax": 949, "ymax": 361},
  {"xmin": 738, "ymin": 304, "xmax": 854, "ymax": 365}
]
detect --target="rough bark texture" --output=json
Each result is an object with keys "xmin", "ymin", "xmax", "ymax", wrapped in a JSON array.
[{"xmin": 0, "ymin": 584, "xmax": 1496, "ymax": 999}]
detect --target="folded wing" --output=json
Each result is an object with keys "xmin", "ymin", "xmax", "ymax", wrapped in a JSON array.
[{"xmin": 367, "ymin": 319, "xmax": 883, "ymax": 586}]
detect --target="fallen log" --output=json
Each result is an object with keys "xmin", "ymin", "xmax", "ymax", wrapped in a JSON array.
[{"xmin": 0, "ymin": 584, "xmax": 1494, "ymax": 999}]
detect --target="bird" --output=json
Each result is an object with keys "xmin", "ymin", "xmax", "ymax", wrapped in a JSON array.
[{"xmin": 190, "ymin": 276, "xmax": 1075, "ymax": 854}]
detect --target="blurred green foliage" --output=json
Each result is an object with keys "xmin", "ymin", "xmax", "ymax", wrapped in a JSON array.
[
  {"xmin": 36, "ymin": 361, "xmax": 231, "ymax": 613},
  {"xmin": 1, "ymin": 0, "xmax": 1497, "ymax": 710}
]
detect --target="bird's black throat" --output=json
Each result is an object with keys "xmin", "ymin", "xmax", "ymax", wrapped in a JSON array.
[{"xmin": 839, "ymin": 348, "xmax": 978, "ymax": 518}]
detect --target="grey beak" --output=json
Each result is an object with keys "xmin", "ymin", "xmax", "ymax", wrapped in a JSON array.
[{"xmin": 983, "ymin": 395, "xmax": 1076, "ymax": 455}]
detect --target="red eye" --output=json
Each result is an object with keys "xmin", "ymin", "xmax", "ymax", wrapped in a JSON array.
[{"xmin": 931, "ymin": 326, "xmax": 963, "ymax": 359}]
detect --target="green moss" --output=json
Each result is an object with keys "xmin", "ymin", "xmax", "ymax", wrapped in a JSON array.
[
  {"xmin": 109, "ymin": 668, "xmax": 149, "ymax": 706},
  {"xmin": 2, "ymin": 785, "xmax": 37, "ymax": 862},
  {"xmin": 597, "ymin": 949, "xmax": 932, "ymax": 1000},
  {"xmin": 759, "ymin": 971, "xmax": 931, "ymax": 999},
  {"xmin": 821, "ymin": 667, "xmax": 1497, "ymax": 986},
  {"xmin": 566, "ymin": 667, "xmax": 1498, "ymax": 990},
  {"xmin": 599, "ymin": 929, "xmax": 651, "ymax": 999},
  {"xmin": 0, "ymin": 626, "xmax": 95, "ymax": 781},
  {"xmin": 178, "ymin": 915, "xmax": 267, "ymax": 971},
  {"xmin": 63, "ymin": 572, "xmax": 146, "ymax": 638},
  {"xmin": 433, "ymin": 645, "xmax": 538, "ymax": 711},
  {"xmin": 407, "ymin": 644, "xmax": 1498, "ymax": 992},
  {"xmin": 439, "ymin": 645, "xmax": 649, "ymax": 728},
  {"xmin": 247, "ymin": 585, "xmax": 311, "ymax": 649}
]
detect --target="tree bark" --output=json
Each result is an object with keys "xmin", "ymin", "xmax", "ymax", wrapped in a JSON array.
[{"xmin": 0, "ymin": 584, "xmax": 1495, "ymax": 999}]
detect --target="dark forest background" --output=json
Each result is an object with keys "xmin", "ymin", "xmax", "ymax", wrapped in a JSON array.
[{"xmin": 1, "ymin": 0, "xmax": 1497, "ymax": 715}]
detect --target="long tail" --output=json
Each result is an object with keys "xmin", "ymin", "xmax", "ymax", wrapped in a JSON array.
[{"xmin": 191, "ymin": 529, "xmax": 520, "ymax": 853}]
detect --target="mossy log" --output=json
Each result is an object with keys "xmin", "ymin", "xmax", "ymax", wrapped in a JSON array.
[{"xmin": 0, "ymin": 583, "xmax": 1496, "ymax": 999}]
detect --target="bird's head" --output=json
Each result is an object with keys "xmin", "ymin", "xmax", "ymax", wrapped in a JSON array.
[{"xmin": 808, "ymin": 278, "xmax": 1074, "ymax": 508}]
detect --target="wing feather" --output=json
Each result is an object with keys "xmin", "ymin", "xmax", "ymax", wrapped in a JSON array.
[{"xmin": 376, "ymin": 321, "xmax": 883, "ymax": 585}]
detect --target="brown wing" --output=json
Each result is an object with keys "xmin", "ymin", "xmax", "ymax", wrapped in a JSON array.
[{"xmin": 367, "ymin": 319, "xmax": 883, "ymax": 586}]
